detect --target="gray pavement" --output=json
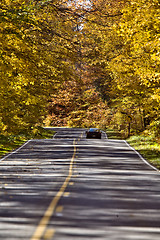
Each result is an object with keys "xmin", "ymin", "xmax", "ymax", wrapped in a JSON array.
[{"xmin": 0, "ymin": 128, "xmax": 160, "ymax": 240}]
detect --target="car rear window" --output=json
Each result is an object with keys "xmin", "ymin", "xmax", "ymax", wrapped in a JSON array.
[{"xmin": 89, "ymin": 128, "xmax": 98, "ymax": 132}]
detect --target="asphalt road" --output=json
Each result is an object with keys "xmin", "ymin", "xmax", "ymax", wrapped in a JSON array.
[{"xmin": 0, "ymin": 128, "xmax": 160, "ymax": 240}]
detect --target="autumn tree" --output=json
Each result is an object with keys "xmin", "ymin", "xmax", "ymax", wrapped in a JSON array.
[
  {"xmin": 82, "ymin": 0, "xmax": 160, "ymax": 136},
  {"xmin": 1, "ymin": 0, "xmax": 159, "ymax": 136},
  {"xmin": 0, "ymin": 0, "xmax": 77, "ymax": 134},
  {"xmin": 109, "ymin": 0, "xmax": 160, "ymax": 134}
]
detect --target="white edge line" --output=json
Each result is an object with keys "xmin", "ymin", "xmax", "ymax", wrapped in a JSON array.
[
  {"xmin": 103, "ymin": 131, "xmax": 108, "ymax": 139},
  {"xmin": 0, "ymin": 139, "xmax": 32, "ymax": 162},
  {"xmin": 124, "ymin": 140, "xmax": 159, "ymax": 172},
  {"xmin": 53, "ymin": 132, "xmax": 58, "ymax": 139}
]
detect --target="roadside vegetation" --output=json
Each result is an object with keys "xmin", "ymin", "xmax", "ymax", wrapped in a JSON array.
[
  {"xmin": 127, "ymin": 135, "xmax": 160, "ymax": 170},
  {"xmin": 105, "ymin": 129, "xmax": 123, "ymax": 140},
  {"xmin": 0, "ymin": 128, "xmax": 54, "ymax": 159}
]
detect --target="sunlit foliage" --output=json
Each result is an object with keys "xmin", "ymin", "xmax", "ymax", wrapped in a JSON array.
[
  {"xmin": 0, "ymin": 0, "xmax": 159, "ymax": 138},
  {"xmin": 83, "ymin": 0, "xmax": 160, "ymax": 137},
  {"xmin": 0, "ymin": 0, "xmax": 76, "ymax": 134}
]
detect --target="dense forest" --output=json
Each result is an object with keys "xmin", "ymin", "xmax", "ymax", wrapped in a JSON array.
[{"xmin": 0, "ymin": 0, "xmax": 159, "ymax": 138}]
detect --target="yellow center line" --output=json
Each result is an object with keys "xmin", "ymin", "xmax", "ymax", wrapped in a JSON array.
[
  {"xmin": 43, "ymin": 228, "xmax": 55, "ymax": 240},
  {"xmin": 30, "ymin": 139, "xmax": 77, "ymax": 240}
]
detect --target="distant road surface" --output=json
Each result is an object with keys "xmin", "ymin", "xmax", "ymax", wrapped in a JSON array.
[{"xmin": 0, "ymin": 128, "xmax": 160, "ymax": 240}]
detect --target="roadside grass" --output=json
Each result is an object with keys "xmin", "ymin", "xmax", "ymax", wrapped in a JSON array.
[
  {"xmin": 0, "ymin": 135, "xmax": 26, "ymax": 158},
  {"xmin": 105, "ymin": 129, "xmax": 123, "ymax": 139},
  {"xmin": 0, "ymin": 128, "xmax": 55, "ymax": 159},
  {"xmin": 127, "ymin": 135, "xmax": 160, "ymax": 170}
]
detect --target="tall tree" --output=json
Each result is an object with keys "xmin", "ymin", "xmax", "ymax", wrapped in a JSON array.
[
  {"xmin": 82, "ymin": 0, "xmax": 160, "ymax": 135},
  {"xmin": 109, "ymin": 0, "xmax": 160, "ymax": 132},
  {"xmin": 0, "ymin": 0, "xmax": 77, "ymax": 134}
]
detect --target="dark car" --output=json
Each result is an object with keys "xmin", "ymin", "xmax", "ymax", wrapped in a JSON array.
[{"xmin": 86, "ymin": 128, "xmax": 102, "ymax": 139}]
